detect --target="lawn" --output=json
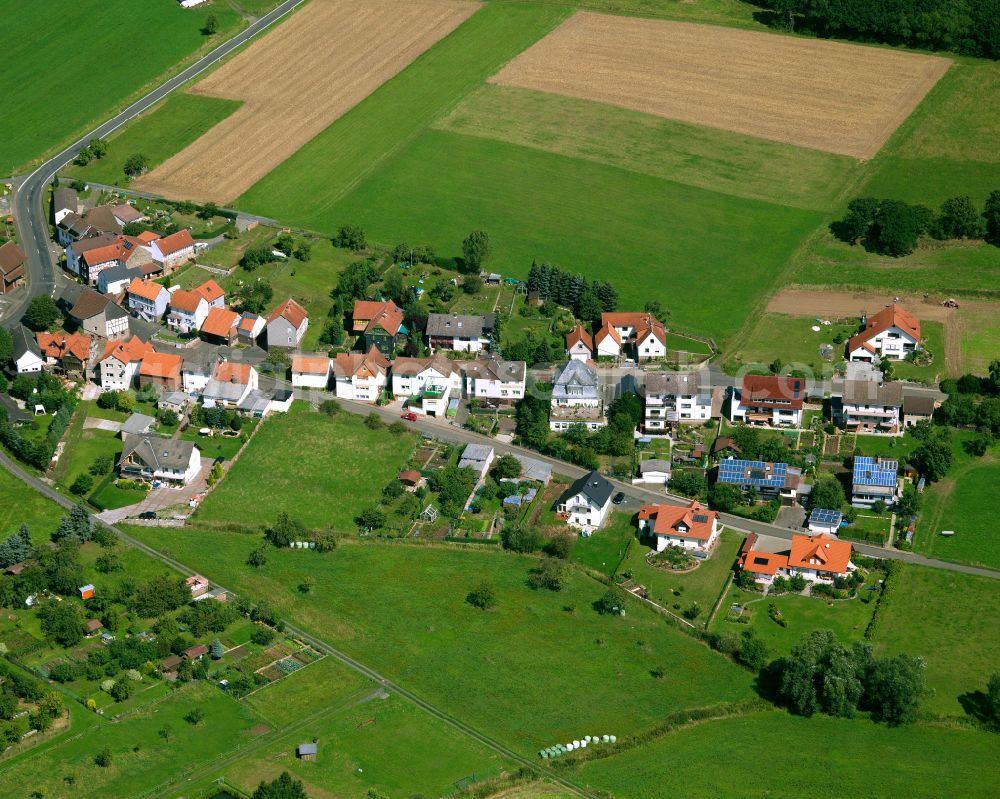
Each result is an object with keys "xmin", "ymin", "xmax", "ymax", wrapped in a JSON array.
[
  {"xmin": 436, "ymin": 85, "xmax": 860, "ymax": 211},
  {"xmin": 728, "ymin": 313, "xmax": 858, "ymax": 373},
  {"xmin": 892, "ymin": 320, "xmax": 945, "ymax": 381},
  {"xmin": 53, "ymin": 427, "xmax": 122, "ymax": 495},
  {"xmin": 323, "ymin": 130, "xmax": 822, "ymax": 342},
  {"xmin": 875, "ymin": 564, "xmax": 1000, "ymax": 717},
  {"xmin": 194, "ymin": 403, "xmax": 416, "ymax": 530},
  {"xmin": 0, "ymin": 465, "xmax": 65, "ymax": 540},
  {"xmin": 571, "ymin": 513, "xmax": 635, "ymax": 576},
  {"xmin": 118, "ymin": 531, "xmax": 757, "ymax": 752},
  {"xmin": 62, "ymin": 93, "xmax": 242, "ymax": 187},
  {"xmin": 0, "ymin": 0, "xmax": 241, "ymax": 174},
  {"xmin": 243, "ymin": 657, "xmax": 370, "ymax": 729},
  {"xmin": 572, "ymin": 711, "xmax": 1000, "ymax": 798}
]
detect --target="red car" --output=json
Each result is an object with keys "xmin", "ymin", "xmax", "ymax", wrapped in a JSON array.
[{"xmin": 400, "ymin": 412, "xmax": 418, "ymax": 422}]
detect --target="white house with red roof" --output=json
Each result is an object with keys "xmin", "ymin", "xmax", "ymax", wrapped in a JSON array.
[
  {"xmin": 167, "ymin": 290, "xmax": 209, "ymax": 334},
  {"xmin": 738, "ymin": 534, "xmax": 853, "ymax": 585},
  {"xmin": 729, "ymin": 375, "xmax": 805, "ymax": 428},
  {"xmin": 202, "ymin": 362, "xmax": 259, "ymax": 408},
  {"xmin": 126, "ymin": 278, "xmax": 169, "ymax": 321},
  {"xmin": 847, "ymin": 304, "xmax": 922, "ymax": 363},
  {"xmin": 98, "ymin": 336, "xmax": 155, "ymax": 390},
  {"xmin": 291, "ymin": 354, "xmax": 332, "ymax": 389},
  {"xmin": 595, "ymin": 323, "xmax": 622, "ymax": 358},
  {"xmin": 601, "ymin": 312, "xmax": 667, "ymax": 360},
  {"xmin": 638, "ymin": 500, "xmax": 719, "ymax": 553},
  {"xmin": 565, "ymin": 324, "xmax": 594, "ymax": 362},
  {"xmin": 150, "ymin": 230, "xmax": 196, "ymax": 270},
  {"xmin": 333, "ymin": 346, "xmax": 389, "ymax": 401},
  {"xmin": 194, "ymin": 279, "xmax": 225, "ymax": 310},
  {"xmin": 267, "ymin": 298, "xmax": 309, "ymax": 349}
]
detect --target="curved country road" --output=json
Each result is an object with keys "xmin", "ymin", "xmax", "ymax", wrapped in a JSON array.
[{"xmin": 1, "ymin": 0, "xmax": 306, "ymax": 331}]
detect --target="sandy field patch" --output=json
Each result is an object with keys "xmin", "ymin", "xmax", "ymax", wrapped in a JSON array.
[
  {"xmin": 136, "ymin": 0, "xmax": 477, "ymax": 203},
  {"xmin": 490, "ymin": 13, "xmax": 951, "ymax": 159}
]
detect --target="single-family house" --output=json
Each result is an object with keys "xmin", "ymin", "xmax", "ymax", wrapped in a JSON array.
[
  {"xmin": 600, "ymin": 312, "xmax": 667, "ymax": 360},
  {"xmin": 426, "ymin": 312, "xmax": 496, "ymax": 352},
  {"xmin": 64, "ymin": 232, "xmax": 117, "ymax": 280},
  {"xmin": 182, "ymin": 644, "xmax": 209, "ymax": 660},
  {"xmin": 333, "ymin": 346, "xmax": 389, "ymax": 401},
  {"xmin": 565, "ymin": 324, "xmax": 594, "ymax": 362},
  {"xmin": 550, "ymin": 359, "xmax": 605, "ymax": 431},
  {"xmin": 119, "ymin": 433, "xmax": 201, "ymax": 484},
  {"xmin": 847, "ymin": 304, "xmax": 921, "ymax": 363},
  {"xmin": 200, "ymin": 307, "xmax": 239, "ymax": 345},
  {"xmin": 644, "ymin": 371, "xmax": 714, "ymax": 430},
  {"xmin": 167, "ymin": 290, "xmax": 209, "ymax": 334},
  {"xmin": 182, "ymin": 349, "xmax": 218, "ymax": 394},
  {"xmin": 729, "ymin": 375, "xmax": 805, "ymax": 428},
  {"xmin": 808, "ymin": 508, "xmax": 843, "ymax": 535},
  {"xmin": 636, "ymin": 458, "xmax": 671, "ymax": 487},
  {"xmin": 36, "ymin": 332, "xmax": 92, "ymax": 376},
  {"xmin": 557, "ymin": 470, "xmax": 615, "ymax": 532},
  {"xmin": 839, "ymin": 379, "xmax": 903, "ymax": 434},
  {"xmin": 851, "ymin": 456, "xmax": 898, "ymax": 508},
  {"xmin": 902, "ymin": 394, "xmax": 937, "ymax": 428},
  {"xmin": 12, "ymin": 326, "xmax": 44, "ymax": 374},
  {"xmin": 68, "ymin": 286, "xmax": 130, "ymax": 339},
  {"xmin": 237, "ymin": 312, "xmax": 265, "ymax": 345},
  {"xmin": 351, "ymin": 299, "xmax": 404, "ymax": 354},
  {"xmin": 111, "ymin": 203, "xmax": 144, "ymax": 227},
  {"xmin": 126, "ymin": 278, "xmax": 169, "ymax": 321},
  {"xmin": 139, "ymin": 351, "xmax": 184, "ymax": 392},
  {"xmin": 638, "ymin": 500, "xmax": 719, "ymax": 552},
  {"xmin": 462, "ymin": 355, "xmax": 526, "ymax": 402},
  {"xmin": 266, "ymin": 298, "xmax": 309, "ymax": 349},
  {"xmin": 52, "ymin": 187, "xmax": 79, "ymax": 226},
  {"xmin": 97, "ymin": 263, "xmax": 142, "ymax": 296},
  {"xmin": 56, "ymin": 204, "xmax": 120, "ymax": 246},
  {"xmin": 291, "ymin": 355, "xmax": 331, "ymax": 389},
  {"xmin": 0, "ymin": 241, "xmax": 26, "ymax": 294},
  {"xmin": 150, "ymin": 229, "xmax": 196, "ymax": 270},
  {"xmin": 717, "ymin": 457, "xmax": 801, "ymax": 503},
  {"xmin": 202, "ymin": 361, "xmax": 259, "ymax": 408},
  {"xmin": 391, "ymin": 354, "xmax": 462, "ymax": 417},
  {"xmin": 98, "ymin": 336, "xmax": 154, "ymax": 390},
  {"xmin": 737, "ymin": 549, "xmax": 790, "ymax": 584},
  {"xmin": 787, "ymin": 534, "xmax": 853, "ymax": 582},
  {"xmin": 194, "ymin": 279, "xmax": 225, "ymax": 310},
  {"xmin": 595, "ymin": 323, "xmax": 623, "ymax": 358}
]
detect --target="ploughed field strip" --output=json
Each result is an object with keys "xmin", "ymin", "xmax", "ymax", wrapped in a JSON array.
[
  {"xmin": 136, "ymin": 0, "xmax": 478, "ymax": 203},
  {"xmin": 490, "ymin": 12, "xmax": 951, "ymax": 159}
]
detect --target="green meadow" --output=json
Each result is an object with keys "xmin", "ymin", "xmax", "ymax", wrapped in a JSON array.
[
  {"xmin": 0, "ymin": 467, "xmax": 65, "ymax": 538},
  {"xmin": 0, "ymin": 0, "xmax": 241, "ymax": 175}
]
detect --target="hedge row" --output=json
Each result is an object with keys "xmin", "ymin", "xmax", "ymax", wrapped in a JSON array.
[{"xmin": 864, "ymin": 559, "xmax": 903, "ymax": 640}]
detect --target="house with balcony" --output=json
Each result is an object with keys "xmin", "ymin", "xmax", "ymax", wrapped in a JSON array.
[
  {"xmin": 851, "ymin": 456, "xmax": 899, "ymax": 508},
  {"xmin": 729, "ymin": 375, "xmax": 805, "ymax": 428},
  {"xmin": 391, "ymin": 354, "xmax": 462, "ymax": 417},
  {"xmin": 426, "ymin": 312, "xmax": 496, "ymax": 352},
  {"xmin": 549, "ymin": 359, "xmax": 605, "ymax": 431},
  {"xmin": 847, "ymin": 304, "xmax": 921, "ymax": 363},
  {"xmin": 716, "ymin": 457, "xmax": 802, "ymax": 503},
  {"xmin": 738, "ymin": 534, "xmax": 853, "ymax": 585},
  {"xmin": 556, "ymin": 470, "xmax": 615, "ymax": 532},
  {"xmin": 333, "ymin": 346, "xmax": 389, "ymax": 402},
  {"xmin": 126, "ymin": 278, "xmax": 169, "ymax": 322},
  {"xmin": 351, "ymin": 299, "xmax": 404, "ymax": 355},
  {"xmin": 462, "ymin": 355, "xmax": 526, "ymax": 403},
  {"xmin": 638, "ymin": 500, "xmax": 719, "ymax": 553},
  {"xmin": 167, "ymin": 290, "xmax": 209, "ymax": 335},
  {"xmin": 643, "ymin": 371, "xmax": 714, "ymax": 431},
  {"xmin": 599, "ymin": 312, "xmax": 667, "ymax": 361},
  {"xmin": 118, "ymin": 433, "xmax": 201, "ymax": 485},
  {"xmin": 838, "ymin": 379, "xmax": 903, "ymax": 435}
]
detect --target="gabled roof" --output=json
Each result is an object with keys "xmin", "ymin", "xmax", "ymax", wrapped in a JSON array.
[
  {"xmin": 128, "ymin": 278, "xmax": 167, "ymax": 302},
  {"xmin": 100, "ymin": 336, "xmax": 154, "ymax": 366},
  {"xmin": 739, "ymin": 550, "xmax": 788, "ymax": 576},
  {"xmin": 334, "ymin": 345, "xmax": 390, "ymax": 379},
  {"xmin": 741, "ymin": 375, "xmax": 805, "ymax": 410},
  {"xmin": 201, "ymin": 307, "xmax": 239, "ymax": 338},
  {"xmin": 268, "ymin": 298, "xmax": 308, "ymax": 329},
  {"xmin": 112, "ymin": 203, "xmax": 143, "ymax": 224},
  {"xmin": 139, "ymin": 351, "xmax": 183, "ymax": 379},
  {"xmin": 842, "ymin": 379, "xmax": 904, "ymax": 407},
  {"xmin": 594, "ymin": 323, "xmax": 621, "ymax": 346},
  {"xmin": 639, "ymin": 459, "xmax": 671, "ymax": 473},
  {"xmin": 12, "ymin": 325, "xmax": 41, "ymax": 361},
  {"xmin": 154, "ymin": 229, "xmax": 195, "ymax": 258},
  {"xmin": 98, "ymin": 262, "xmax": 141, "ymax": 286},
  {"xmin": 170, "ymin": 289, "xmax": 206, "ymax": 314},
  {"xmin": 787, "ymin": 534, "xmax": 852, "ymax": 574},
  {"xmin": 561, "ymin": 470, "xmax": 614, "ymax": 508},
  {"xmin": 214, "ymin": 361, "xmax": 254, "ymax": 385},
  {"xmin": 0, "ymin": 241, "xmax": 26, "ymax": 275},
  {"xmin": 902, "ymin": 394, "xmax": 936, "ymax": 415},
  {"xmin": 645, "ymin": 371, "xmax": 705, "ymax": 395},
  {"xmin": 391, "ymin": 354, "xmax": 459, "ymax": 378},
  {"xmin": 120, "ymin": 432, "xmax": 196, "ymax": 473},
  {"xmin": 566, "ymin": 324, "xmax": 593, "ymax": 351},
  {"xmin": 848, "ymin": 304, "xmax": 921, "ymax": 354},
  {"xmin": 638, "ymin": 500, "xmax": 716, "ymax": 541},
  {"xmin": 194, "ymin": 279, "xmax": 224, "ymax": 304},
  {"xmin": 238, "ymin": 312, "xmax": 263, "ymax": 333},
  {"xmin": 601, "ymin": 312, "xmax": 666, "ymax": 344},
  {"xmin": 69, "ymin": 286, "xmax": 116, "ymax": 321},
  {"xmin": 36, "ymin": 332, "xmax": 91, "ymax": 363},
  {"xmin": 426, "ymin": 312, "xmax": 495, "ymax": 339},
  {"xmin": 292, "ymin": 355, "xmax": 331, "ymax": 375},
  {"xmin": 53, "ymin": 187, "xmax": 78, "ymax": 213},
  {"xmin": 462, "ymin": 354, "xmax": 526, "ymax": 384},
  {"xmin": 58, "ymin": 205, "xmax": 121, "ymax": 238},
  {"xmin": 137, "ymin": 231, "xmax": 160, "ymax": 244},
  {"xmin": 353, "ymin": 299, "xmax": 403, "ymax": 336}
]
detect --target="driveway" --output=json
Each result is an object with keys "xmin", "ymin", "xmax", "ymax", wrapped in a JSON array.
[{"xmin": 96, "ymin": 457, "xmax": 214, "ymax": 524}]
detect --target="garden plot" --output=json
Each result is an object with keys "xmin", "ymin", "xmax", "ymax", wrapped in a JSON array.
[
  {"xmin": 491, "ymin": 13, "xmax": 950, "ymax": 159},
  {"xmin": 136, "ymin": 0, "xmax": 478, "ymax": 203}
]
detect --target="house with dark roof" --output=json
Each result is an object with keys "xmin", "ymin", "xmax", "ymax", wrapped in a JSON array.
[
  {"xmin": 97, "ymin": 262, "xmax": 143, "ymax": 295},
  {"xmin": 202, "ymin": 362, "xmax": 259, "ymax": 408},
  {"xmin": 426, "ymin": 312, "xmax": 496, "ymax": 353},
  {"xmin": 119, "ymin": 433, "xmax": 201, "ymax": 484},
  {"xmin": 638, "ymin": 500, "xmax": 719, "ymax": 552},
  {"xmin": 557, "ymin": 470, "xmax": 615, "ymax": 532},
  {"xmin": 68, "ymin": 286, "xmax": 130, "ymax": 339},
  {"xmin": 851, "ymin": 456, "xmax": 898, "ymax": 509},
  {"xmin": 838, "ymin": 379, "xmax": 904, "ymax": 434},
  {"xmin": 53, "ymin": 187, "xmax": 79, "ymax": 225},
  {"xmin": 847, "ymin": 304, "xmax": 922, "ymax": 363},
  {"xmin": 12, "ymin": 326, "xmax": 44, "ymax": 374},
  {"xmin": 351, "ymin": 299, "xmax": 403, "ymax": 355},
  {"xmin": 462, "ymin": 354, "xmax": 526, "ymax": 402},
  {"xmin": 729, "ymin": 375, "xmax": 805, "ymax": 428},
  {"xmin": 267, "ymin": 298, "xmax": 309, "ymax": 349},
  {"xmin": 902, "ymin": 394, "xmax": 937, "ymax": 428},
  {"xmin": 717, "ymin": 457, "xmax": 802, "ymax": 503},
  {"xmin": 550, "ymin": 359, "xmax": 605, "ymax": 431},
  {"xmin": 111, "ymin": 203, "xmax": 145, "ymax": 226},
  {"xmin": 0, "ymin": 241, "xmax": 26, "ymax": 294},
  {"xmin": 56, "ymin": 204, "xmax": 121, "ymax": 246}
]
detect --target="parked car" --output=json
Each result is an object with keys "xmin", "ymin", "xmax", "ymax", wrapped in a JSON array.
[
  {"xmin": 138, "ymin": 511, "xmax": 157, "ymax": 520},
  {"xmin": 612, "ymin": 491, "xmax": 626, "ymax": 505},
  {"xmin": 400, "ymin": 412, "xmax": 418, "ymax": 421}
]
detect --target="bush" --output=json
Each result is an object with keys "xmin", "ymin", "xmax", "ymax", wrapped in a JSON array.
[
  {"xmin": 500, "ymin": 524, "xmax": 542, "ymax": 553},
  {"xmin": 250, "ymin": 626, "xmax": 275, "ymax": 646},
  {"xmin": 364, "ymin": 412, "xmax": 384, "ymax": 430},
  {"xmin": 94, "ymin": 747, "xmax": 113, "ymax": 767},
  {"xmin": 48, "ymin": 663, "xmax": 78, "ymax": 683},
  {"xmin": 466, "ymin": 580, "xmax": 497, "ymax": 610},
  {"xmin": 69, "ymin": 473, "xmax": 93, "ymax": 496},
  {"xmin": 595, "ymin": 587, "xmax": 628, "ymax": 616},
  {"xmin": 319, "ymin": 399, "xmax": 340, "ymax": 416},
  {"xmin": 527, "ymin": 560, "xmax": 566, "ymax": 591}
]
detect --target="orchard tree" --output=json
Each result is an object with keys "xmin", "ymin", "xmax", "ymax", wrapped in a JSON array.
[
  {"xmin": 466, "ymin": 579, "xmax": 497, "ymax": 610},
  {"xmin": 935, "ymin": 195, "xmax": 984, "ymax": 239},
  {"xmin": 203, "ymin": 13, "xmax": 219, "ymax": 35},
  {"xmin": 123, "ymin": 153, "xmax": 149, "ymax": 178}
]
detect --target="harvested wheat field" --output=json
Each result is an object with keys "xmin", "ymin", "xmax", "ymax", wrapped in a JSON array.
[
  {"xmin": 136, "ymin": 0, "xmax": 477, "ymax": 203},
  {"xmin": 491, "ymin": 13, "xmax": 951, "ymax": 159}
]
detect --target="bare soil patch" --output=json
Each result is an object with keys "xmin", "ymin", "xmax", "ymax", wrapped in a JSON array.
[
  {"xmin": 137, "ymin": 0, "xmax": 477, "ymax": 203},
  {"xmin": 491, "ymin": 13, "xmax": 950, "ymax": 159}
]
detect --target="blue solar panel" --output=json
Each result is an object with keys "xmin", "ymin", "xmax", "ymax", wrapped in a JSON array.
[
  {"xmin": 809, "ymin": 508, "xmax": 842, "ymax": 524},
  {"xmin": 853, "ymin": 456, "xmax": 898, "ymax": 487},
  {"xmin": 717, "ymin": 458, "xmax": 789, "ymax": 488}
]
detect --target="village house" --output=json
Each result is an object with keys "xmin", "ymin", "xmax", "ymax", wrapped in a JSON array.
[
  {"xmin": 550, "ymin": 359, "xmax": 606, "ymax": 431},
  {"xmin": 194, "ymin": 279, "xmax": 226, "ymax": 310},
  {"xmin": 64, "ymin": 232, "xmax": 116, "ymax": 278},
  {"xmin": 56, "ymin": 204, "xmax": 120, "ymax": 246},
  {"xmin": 717, "ymin": 457, "xmax": 802, "ymax": 504},
  {"xmin": 12, "ymin": 326, "xmax": 44, "ymax": 374},
  {"xmin": 391, "ymin": 354, "xmax": 462, "ymax": 417},
  {"xmin": 167, "ymin": 290, "xmax": 209, "ymax": 334},
  {"xmin": 181, "ymin": 349, "xmax": 219, "ymax": 394},
  {"xmin": 351, "ymin": 299, "xmax": 404, "ymax": 355},
  {"xmin": 98, "ymin": 336, "xmax": 154, "ymax": 390},
  {"xmin": 291, "ymin": 355, "xmax": 332, "ymax": 389},
  {"xmin": 643, "ymin": 371, "xmax": 715, "ymax": 431},
  {"xmin": 52, "ymin": 187, "xmax": 79, "ymax": 226},
  {"xmin": 851, "ymin": 456, "xmax": 899, "ymax": 509},
  {"xmin": 118, "ymin": 433, "xmax": 201, "ymax": 484},
  {"xmin": 426, "ymin": 312, "xmax": 496, "ymax": 352},
  {"xmin": 839, "ymin": 378, "xmax": 904, "ymax": 434},
  {"xmin": 111, "ymin": 203, "xmax": 145, "ymax": 227},
  {"xmin": 565, "ymin": 324, "xmax": 594, "ymax": 362},
  {"xmin": 638, "ymin": 500, "xmax": 719, "ymax": 553},
  {"xmin": 150, "ymin": 229, "xmax": 196, "ymax": 270},
  {"xmin": 237, "ymin": 313, "xmax": 265, "ymax": 345},
  {"xmin": 333, "ymin": 346, "xmax": 389, "ymax": 401},
  {"xmin": 847, "ymin": 304, "xmax": 922, "ymax": 363},
  {"xmin": 126, "ymin": 278, "xmax": 170, "ymax": 321},
  {"xmin": 97, "ymin": 263, "xmax": 142, "ymax": 296},
  {"xmin": 557, "ymin": 470, "xmax": 615, "ymax": 533},
  {"xmin": 729, "ymin": 374, "xmax": 805, "ymax": 428},
  {"xmin": 267, "ymin": 298, "xmax": 309, "ymax": 349},
  {"xmin": 36, "ymin": 332, "xmax": 92, "ymax": 377},
  {"xmin": 66, "ymin": 285, "xmax": 130, "ymax": 339},
  {"xmin": 902, "ymin": 394, "xmax": 937, "ymax": 428},
  {"xmin": 202, "ymin": 361, "xmax": 259, "ymax": 408},
  {"xmin": 462, "ymin": 354, "xmax": 526, "ymax": 402},
  {"xmin": 76, "ymin": 235, "xmax": 153, "ymax": 285},
  {"xmin": 738, "ymin": 534, "xmax": 853, "ymax": 585},
  {"xmin": 185, "ymin": 575, "xmax": 210, "ymax": 598},
  {"xmin": 138, "ymin": 351, "xmax": 184, "ymax": 392},
  {"xmin": 200, "ymin": 307, "xmax": 240, "ymax": 345},
  {"xmin": 595, "ymin": 323, "xmax": 623, "ymax": 358},
  {"xmin": 0, "ymin": 241, "xmax": 26, "ymax": 294},
  {"xmin": 599, "ymin": 312, "xmax": 667, "ymax": 360}
]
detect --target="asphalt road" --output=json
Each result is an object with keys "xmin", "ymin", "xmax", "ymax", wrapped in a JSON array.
[{"xmin": 0, "ymin": 0, "xmax": 307, "ymax": 331}]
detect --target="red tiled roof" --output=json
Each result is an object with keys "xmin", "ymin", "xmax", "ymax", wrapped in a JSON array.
[
  {"xmin": 638, "ymin": 500, "xmax": 717, "ymax": 542},
  {"xmin": 214, "ymin": 361, "xmax": 253, "ymax": 385},
  {"xmin": 787, "ymin": 534, "xmax": 852, "ymax": 575},
  {"xmin": 848, "ymin": 304, "xmax": 922, "ymax": 354},
  {"xmin": 200, "ymin": 307, "xmax": 239, "ymax": 338},
  {"xmin": 334, "ymin": 345, "xmax": 390, "ymax": 379},
  {"xmin": 139, "ymin": 351, "xmax": 183, "ymax": 379},
  {"xmin": 238, "ymin": 314, "xmax": 261, "ymax": 332},
  {"xmin": 99, "ymin": 336, "xmax": 153, "ymax": 365},
  {"xmin": 595, "ymin": 323, "xmax": 621, "ymax": 346},
  {"xmin": 268, "ymin": 298, "xmax": 308, "ymax": 329},
  {"xmin": 352, "ymin": 299, "xmax": 403, "ymax": 336},
  {"xmin": 37, "ymin": 332, "xmax": 91, "ymax": 363},
  {"xmin": 170, "ymin": 289, "xmax": 205, "ymax": 314},
  {"xmin": 128, "ymin": 278, "xmax": 166, "ymax": 302},
  {"xmin": 292, "ymin": 355, "xmax": 331, "ymax": 375},
  {"xmin": 741, "ymin": 375, "xmax": 805, "ymax": 410},
  {"xmin": 155, "ymin": 229, "xmax": 195, "ymax": 258},
  {"xmin": 566, "ymin": 324, "xmax": 593, "ymax": 351},
  {"xmin": 739, "ymin": 550, "xmax": 789, "ymax": 576},
  {"xmin": 137, "ymin": 231, "xmax": 160, "ymax": 244},
  {"xmin": 194, "ymin": 279, "xmax": 224, "ymax": 303}
]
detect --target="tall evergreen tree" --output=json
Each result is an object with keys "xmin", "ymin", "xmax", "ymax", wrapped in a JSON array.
[{"xmin": 526, "ymin": 260, "xmax": 541, "ymax": 294}]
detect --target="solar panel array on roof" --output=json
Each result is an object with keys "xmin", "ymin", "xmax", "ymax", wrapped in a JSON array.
[
  {"xmin": 809, "ymin": 508, "xmax": 843, "ymax": 525},
  {"xmin": 853, "ymin": 456, "xmax": 898, "ymax": 487},
  {"xmin": 692, "ymin": 514, "xmax": 709, "ymax": 523},
  {"xmin": 718, "ymin": 458, "xmax": 788, "ymax": 488}
]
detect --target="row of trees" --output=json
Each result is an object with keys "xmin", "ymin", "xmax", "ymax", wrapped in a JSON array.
[
  {"xmin": 525, "ymin": 261, "xmax": 620, "ymax": 323},
  {"xmin": 837, "ymin": 192, "xmax": 1000, "ymax": 257},
  {"xmin": 760, "ymin": 0, "xmax": 1000, "ymax": 59}
]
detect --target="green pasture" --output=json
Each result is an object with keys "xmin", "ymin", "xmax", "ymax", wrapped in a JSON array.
[{"xmin": 0, "ymin": 466, "xmax": 65, "ymax": 539}]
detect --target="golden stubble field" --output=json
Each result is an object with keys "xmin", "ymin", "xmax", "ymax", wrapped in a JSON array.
[
  {"xmin": 491, "ymin": 12, "xmax": 951, "ymax": 159},
  {"xmin": 136, "ymin": 0, "xmax": 478, "ymax": 203}
]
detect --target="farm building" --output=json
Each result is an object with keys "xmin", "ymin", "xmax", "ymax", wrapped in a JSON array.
[{"xmin": 297, "ymin": 743, "xmax": 317, "ymax": 760}]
